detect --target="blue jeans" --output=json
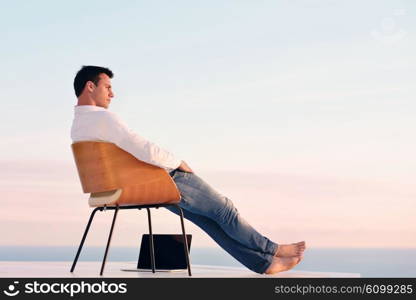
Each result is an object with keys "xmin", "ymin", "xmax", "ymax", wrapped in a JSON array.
[{"xmin": 165, "ymin": 169, "xmax": 278, "ymax": 274}]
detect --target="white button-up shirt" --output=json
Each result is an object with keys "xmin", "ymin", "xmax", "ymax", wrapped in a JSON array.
[{"xmin": 70, "ymin": 105, "xmax": 181, "ymax": 171}]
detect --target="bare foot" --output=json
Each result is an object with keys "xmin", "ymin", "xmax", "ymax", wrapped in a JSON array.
[
  {"xmin": 274, "ymin": 241, "xmax": 306, "ymax": 257},
  {"xmin": 264, "ymin": 256, "xmax": 302, "ymax": 274}
]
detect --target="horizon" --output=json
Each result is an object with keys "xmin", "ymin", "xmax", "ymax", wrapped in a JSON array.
[{"xmin": 2, "ymin": 245, "xmax": 416, "ymax": 249}]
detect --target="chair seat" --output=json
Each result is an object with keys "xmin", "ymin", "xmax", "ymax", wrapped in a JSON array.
[{"xmin": 72, "ymin": 142, "xmax": 181, "ymax": 207}]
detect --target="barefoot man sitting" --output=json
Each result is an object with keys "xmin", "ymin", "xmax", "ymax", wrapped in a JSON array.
[{"xmin": 70, "ymin": 65, "xmax": 306, "ymax": 274}]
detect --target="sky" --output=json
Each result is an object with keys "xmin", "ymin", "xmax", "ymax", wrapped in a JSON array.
[{"xmin": 0, "ymin": 0, "xmax": 415, "ymax": 249}]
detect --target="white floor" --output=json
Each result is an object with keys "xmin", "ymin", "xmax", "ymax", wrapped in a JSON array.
[{"xmin": 0, "ymin": 261, "xmax": 360, "ymax": 278}]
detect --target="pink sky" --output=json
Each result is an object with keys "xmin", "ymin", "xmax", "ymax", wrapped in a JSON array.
[{"xmin": 1, "ymin": 160, "xmax": 414, "ymax": 248}]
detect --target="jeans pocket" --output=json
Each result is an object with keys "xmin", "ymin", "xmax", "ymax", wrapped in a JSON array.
[{"xmin": 171, "ymin": 170, "xmax": 192, "ymax": 181}]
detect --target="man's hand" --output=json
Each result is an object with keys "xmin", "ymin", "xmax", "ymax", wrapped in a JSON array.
[{"xmin": 178, "ymin": 160, "xmax": 194, "ymax": 173}]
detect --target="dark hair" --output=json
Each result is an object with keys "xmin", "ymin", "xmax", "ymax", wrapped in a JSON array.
[{"xmin": 73, "ymin": 65, "xmax": 114, "ymax": 97}]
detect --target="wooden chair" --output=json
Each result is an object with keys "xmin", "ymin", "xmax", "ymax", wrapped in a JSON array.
[{"xmin": 69, "ymin": 141, "xmax": 191, "ymax": 276}]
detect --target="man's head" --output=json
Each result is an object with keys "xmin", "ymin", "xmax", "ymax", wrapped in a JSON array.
[{"xmin": 74, "ymin": 65, "xmax": 114, "ymax": 108}]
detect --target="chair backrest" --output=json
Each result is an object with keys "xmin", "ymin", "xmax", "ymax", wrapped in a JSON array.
[{"xmin": 71, "ymin": 141, "xmax": 181, "ymax": 205}]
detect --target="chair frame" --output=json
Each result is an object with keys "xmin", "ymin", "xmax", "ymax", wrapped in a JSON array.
[{"xmin": 70, "ymin": 203, "xmax": 192, "ymax": 276}]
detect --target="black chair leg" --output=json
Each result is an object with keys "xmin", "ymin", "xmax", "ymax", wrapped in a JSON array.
[
  {"xmin": 174, "ymin": 204, "xmax": 192, "ymax": 276},
  {"xmin": 100, "ymin": 205, "xmax": 119, "ymax": 276},
  {"xmin": 70, "ymin": 207, "xmax": 102, "ymax": 273},
  {"xmin": 146, "ymin": 208, "xmax": 156, "ymax": 273}
]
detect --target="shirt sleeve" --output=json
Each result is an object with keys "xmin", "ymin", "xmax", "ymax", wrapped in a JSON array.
[{"xmin": 102, "ymin": 112, "xmax": 182, "ymax": 170}]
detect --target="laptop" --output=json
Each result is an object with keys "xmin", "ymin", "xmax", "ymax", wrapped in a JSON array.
[{"xmin": 121, "ymin": 234, "xmax": 192, "ymax": 272}]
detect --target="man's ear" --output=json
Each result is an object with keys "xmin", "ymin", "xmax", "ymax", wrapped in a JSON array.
[{"xmin": 86, "ymin": 81, "xmax": 95, "ymax": 92}]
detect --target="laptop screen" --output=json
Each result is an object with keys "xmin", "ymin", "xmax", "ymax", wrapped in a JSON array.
[{"xmin": 137, "ymin": 234, "xmax": 192, "ymax": 270}]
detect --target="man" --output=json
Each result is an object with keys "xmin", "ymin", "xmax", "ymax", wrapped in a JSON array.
[{"xmin": 70, "ymin": 65, "xmax": 306, "ymax": 274}]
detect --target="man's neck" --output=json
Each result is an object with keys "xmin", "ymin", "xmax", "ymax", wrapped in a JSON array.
[{"xmin": 77, "ymin": 95, "xmax": 96, "ymax": 106}]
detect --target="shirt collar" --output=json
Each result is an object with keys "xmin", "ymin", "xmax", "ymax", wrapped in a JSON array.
[{"xmin": 74, "ymin": 105, "xmax": 107, "ymax": 113}]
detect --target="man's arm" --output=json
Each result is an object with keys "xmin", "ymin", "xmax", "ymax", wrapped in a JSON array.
[{"xmin": 103, "ymin": 112, "xmax": 186, "ymax": 170}]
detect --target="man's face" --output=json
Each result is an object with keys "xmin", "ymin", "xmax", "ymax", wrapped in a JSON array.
[{"xmin": 90, "ymin": 73, "xmax": 114, "ymax": 108}]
